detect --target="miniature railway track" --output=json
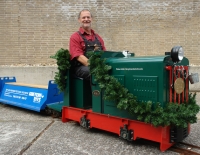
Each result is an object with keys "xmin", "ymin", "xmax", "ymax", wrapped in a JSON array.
[{"xmin": 170, "ymin": 142, "xmax": 200, "ymax": 155}]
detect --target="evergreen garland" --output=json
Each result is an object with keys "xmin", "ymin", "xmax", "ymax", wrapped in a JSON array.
[
  {"xmin": 88, "ymin": 51, "xmax": 200, "ymax": 128},
  {"xmin": 50, "ymin": 48, "xmax": 71, "ymax": 92}
]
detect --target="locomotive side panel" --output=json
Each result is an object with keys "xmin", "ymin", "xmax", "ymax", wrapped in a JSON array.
[{"xmin": 98, "ymin": 57, "xmax": 167, "ymax": 119}]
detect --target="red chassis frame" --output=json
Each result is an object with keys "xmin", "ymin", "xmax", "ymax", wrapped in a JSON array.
[{"xmin": 62, "ymin": 106, "xmax": 183, "ymax": 151}]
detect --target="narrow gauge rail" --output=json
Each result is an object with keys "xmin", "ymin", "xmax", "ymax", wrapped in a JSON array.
[{"xmin": 170, "ymin": 142, "xmax": 200, "ymax": 155}]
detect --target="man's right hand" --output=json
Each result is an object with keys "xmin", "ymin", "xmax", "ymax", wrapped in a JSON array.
[{"xmin": 77, "ymin": 55, "xmax": 89, "ymax": 66}]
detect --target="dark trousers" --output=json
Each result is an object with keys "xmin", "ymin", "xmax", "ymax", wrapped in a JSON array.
[{"xmin": 73, "ymin": 65, "xmax": 90, "ymax": 81}]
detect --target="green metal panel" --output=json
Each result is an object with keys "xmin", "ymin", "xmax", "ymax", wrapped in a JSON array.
[
  {"xmin": 132, "ymin": 76, "xmax": 158, "ymax": 103},
  {"xmin": 107, "ymin": 57, "xmax": 167, "ymax": 106},
  {"xmin": 47, "ymin": 102, "xmax": 64, "ymax": 112},
  {"xmin": 103, "ymin": 100, "xmax": 137, "ymax": 119},
  {"xmin": 114, "ymin": 75, "xmax": 125, "ymax": 84},
  {"xmin": 100, "ymin": 51, "xmax": 125, "ymax": 58},
  {"xmin": 99, "ymin": 51, "xmax": 135, "ymax": 58},
  {"xmin": 102, "ymin": 55, "xmax": 167, "ymax": 119},
  {"xmin": 91, "ymin": 76, "xmax": 102, "ymax": 113},
  {"xmin": 103, "ymin": 75, "xmax": 136, "ymax": 119},
  {"xmin": 63, "ymin": 71, "xmax": 71, "ymax": 107},
  {"xmin": 71, "ymin": 78, "xmax": 92, "ymax": 109},
  {"xmin": 62, "ymin": 70, "xmax": 92, "ymax": 109}
]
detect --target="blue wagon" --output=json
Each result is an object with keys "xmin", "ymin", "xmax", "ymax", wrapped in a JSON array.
[{"xmin": 0, "ymin": 77, "xmax": 63, "ymax": 115}]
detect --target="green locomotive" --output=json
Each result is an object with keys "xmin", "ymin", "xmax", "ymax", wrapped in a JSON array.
[{"xmin": 48, "ymin": 46, "xmax": 199, "ymax": 151}]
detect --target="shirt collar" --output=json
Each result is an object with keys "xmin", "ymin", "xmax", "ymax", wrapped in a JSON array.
[{"xmin": 79, "ymin": 27, "xmax": 95, "ymax": 35}]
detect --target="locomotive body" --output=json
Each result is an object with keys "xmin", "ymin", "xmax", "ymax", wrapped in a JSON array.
[
  {"xmin": 58, "ymin": 50, "xmax": 189, "ymax": 115},
  {"xmin": 48, "ymin": 47, "xmax": 194, "ymax": 151}
]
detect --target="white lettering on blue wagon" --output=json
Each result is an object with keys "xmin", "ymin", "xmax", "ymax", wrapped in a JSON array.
[
  {"xmin": 29, "ymin": 92, "xmax": 44, "ymax": 103},
  {"xmin": 33, "ymin": 97, "xmax": 41, "ymax": 103},
  {"xmin": 35, "ymin": 93, "xmax": 43, "ymax": 98},
  {"xmin": 21, "ymin": 97, "xmax": 27, "ymax": 100},
  {"xmin": 4, "ymin": 89, "xmax": 28, "ymax": 100},
  {"xmin": 3, "ymin": 89, "xmax": 44, "ymax": 103},
  {"xmin": 13, "ymin": 95, "xmax": 21, "ymax": 99},
  {"xmin": 29, "ymin": 92, "xmax": 34, "ymax": 96}
]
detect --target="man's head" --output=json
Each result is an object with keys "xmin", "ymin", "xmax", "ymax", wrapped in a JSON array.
[{"xmin": 78, "ymin": 9, "xmax": 92, "ymax": 30}]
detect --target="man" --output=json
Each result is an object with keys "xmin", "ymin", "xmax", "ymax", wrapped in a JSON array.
[{"xmin": 69, "ymin": 9, "xmax": 106, "ymax": 80}]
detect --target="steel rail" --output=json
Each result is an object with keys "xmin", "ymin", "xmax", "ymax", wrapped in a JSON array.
[
  {"xmin": 170, "ymin": 142, "xmax": 200, "ymax": 155},
  {"xmin": 179, "ymin": 142, "xmax": 200, "ymax": 150}
]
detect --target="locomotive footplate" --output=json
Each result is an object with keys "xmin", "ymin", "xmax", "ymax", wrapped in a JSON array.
[
  {"xmin": 120, "ymin": 124, "xmax": 134, "ymax": 141},
  {"xmin": 62, "ymin": 106, "xmax": 179, "ymax": 151}
]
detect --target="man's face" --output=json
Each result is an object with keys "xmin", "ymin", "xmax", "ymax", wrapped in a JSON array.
[{"xmin": 78, "ymin": 11, "xmax": 92, "ymax": 29}]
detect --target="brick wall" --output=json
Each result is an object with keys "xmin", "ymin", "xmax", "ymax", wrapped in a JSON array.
[{"xmin": 0, "ymin": 0, "xmax": 200, "ymax": 65}]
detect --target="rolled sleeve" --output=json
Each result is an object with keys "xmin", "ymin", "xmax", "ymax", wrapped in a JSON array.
[{"xmin": 69, "ymin": 33, "xmax": 85, "ymax": 60}]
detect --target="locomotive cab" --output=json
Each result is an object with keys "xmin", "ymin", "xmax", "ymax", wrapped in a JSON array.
[{"xmin": 63, "ymin": 51, "xmax": 129, "ymax": 109}]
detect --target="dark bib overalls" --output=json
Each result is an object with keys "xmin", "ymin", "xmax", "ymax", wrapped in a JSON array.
[{"xmin": 72, "ymin": 31, "xmax": 103, "ymax": 80}]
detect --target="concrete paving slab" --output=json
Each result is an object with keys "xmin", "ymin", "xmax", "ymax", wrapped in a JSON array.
[
  {"xmin": 0, "ymin": 121, "xmax": 52, "ymax": 155},
  {"xmin": 0, "ymin": 103, "xmax": 54, "ymax": 155},
  {"xmin": 23, "ymin": 121, "xmax": 178, "ymax": 155},
  {"xmin": 183, "ymin": 121, "xmax": 200, "ymax": 146}
]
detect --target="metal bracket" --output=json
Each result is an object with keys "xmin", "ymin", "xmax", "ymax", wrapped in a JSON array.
[
  {"xmin": 80, "ymin": 115, "xmax": 90, "ymax": 129},
  {"xmin": 120, "ymin": 124, "xmax": 134, "ymax": 141},
  {"xmin": 170, "ymin": 126, "xmax": 188, "ymax": 143}
]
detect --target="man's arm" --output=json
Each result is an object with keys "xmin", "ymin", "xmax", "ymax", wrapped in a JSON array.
[
  {"xmin": 76, "ymin": 55, "xmax": 89, "ymax": 66},
  {"xmin": 69, "ymin": 33, "xmax": 85, "ymax": 60}
]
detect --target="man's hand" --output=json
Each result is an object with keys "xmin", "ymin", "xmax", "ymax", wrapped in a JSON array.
[{"xmin": 77, "ymin": 55, "xmax": 89, "ymax": 66}]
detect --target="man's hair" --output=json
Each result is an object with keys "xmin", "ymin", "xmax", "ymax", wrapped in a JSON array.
[{"xmin": 78, "ymin": 9, "xmax": 92, "ymax": 19}]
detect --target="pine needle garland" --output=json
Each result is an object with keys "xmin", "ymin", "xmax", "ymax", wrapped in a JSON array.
[{"xmin": 50, "ymin": 48, "xmax": 71, "ymax": 92}]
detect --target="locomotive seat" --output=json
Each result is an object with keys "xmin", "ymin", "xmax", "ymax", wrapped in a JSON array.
[{"xmin": 70, "ymin": 74, "xmax": 92, "ymax": 109}]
